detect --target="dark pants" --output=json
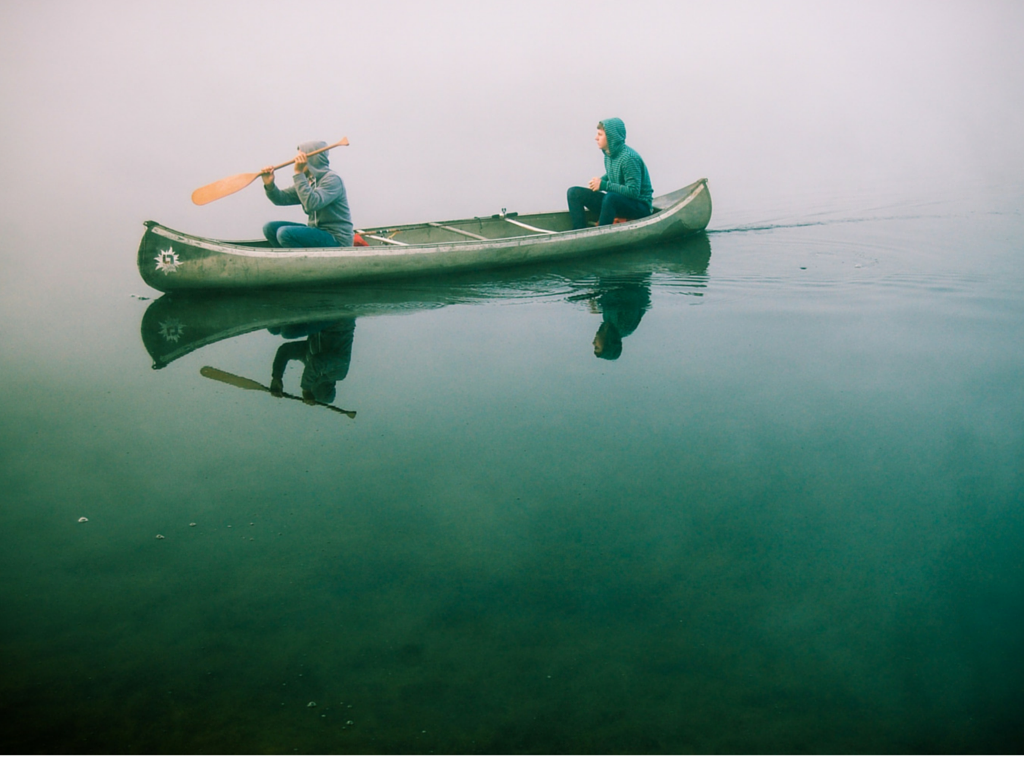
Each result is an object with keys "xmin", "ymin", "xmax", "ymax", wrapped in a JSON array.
[
  {"xmin": 263, "ymin": 221, "xmax": 340, "ymax": 248},
  {"xmin": 567, "ymin": 187, "xmax": 651, "ymax": 230}
]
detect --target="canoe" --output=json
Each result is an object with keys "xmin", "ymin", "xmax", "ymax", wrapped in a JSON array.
[
  {"xmin": 140, "ymin": 233, "xmax": 711, "ymax": 369},
  {"xmin": 138, "ymin": 178, "xmax": 711, "ymax": 291}
]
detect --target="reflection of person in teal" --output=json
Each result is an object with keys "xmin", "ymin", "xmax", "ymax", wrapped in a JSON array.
[
  {"xmin": 268, "ymin": 318, "xmax": 356, "ymax": 403},
  {"xmin": 590, "ymin": 278, "xmax": 651, "ymax": 360}
]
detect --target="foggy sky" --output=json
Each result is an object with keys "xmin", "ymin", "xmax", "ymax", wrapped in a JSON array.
[{"xmin": 1, "ymin": 0, "xmax": 1022, "ymax": 247}]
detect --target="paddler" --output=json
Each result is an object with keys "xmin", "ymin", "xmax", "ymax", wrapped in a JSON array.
[
  {"xmin": 567, "ymin": 118, "xmax": 653, "ymax": 230},
  {"xmin": 260, "ymin": 140, "xmax": 354, "ymax": 247}
]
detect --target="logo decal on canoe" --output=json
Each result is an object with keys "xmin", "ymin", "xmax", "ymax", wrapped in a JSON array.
[
  {"xmin": 158, "ymin": 318, "xmax": 185, "ymax": 343},
  {"xmin": 155, "ymin": 247, "xmax": 180, "ymax": 273}
]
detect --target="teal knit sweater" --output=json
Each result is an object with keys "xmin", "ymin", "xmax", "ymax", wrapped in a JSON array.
[{"xmin": 599, "ymin": 118, "xmax": 654, "ymax": 210}]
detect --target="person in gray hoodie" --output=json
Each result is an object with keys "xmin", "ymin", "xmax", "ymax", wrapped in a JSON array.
[{"xmin": 260, "ymin": 140, "xmax": 354, "ymax": 247}]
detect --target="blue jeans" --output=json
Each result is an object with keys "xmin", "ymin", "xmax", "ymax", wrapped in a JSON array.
[
  {"xmin": 263, "ymin": 221, "xmax": 340, "ymax": 248},
  {"xmin": 567, "ymin": 187, "xmax": 651, "ymax": 229}
]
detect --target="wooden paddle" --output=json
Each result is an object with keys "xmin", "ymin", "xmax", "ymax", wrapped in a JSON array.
[
  {"xmin": 191, "ymin": 138, "xmax": 350, "ymax": 205},
  {"xmin": 200, "ymin": 366, "xmax": 356, "ymax": 418}
]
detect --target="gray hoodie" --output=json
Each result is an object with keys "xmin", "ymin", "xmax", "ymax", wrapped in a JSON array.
[{"xmin": 265, "ymin": 140, "xmax": 354, "ymax": 246}]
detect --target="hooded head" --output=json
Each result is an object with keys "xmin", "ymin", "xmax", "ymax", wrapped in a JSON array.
[
  {"xmin": 298, "ymin": 140, "xmax": 330, "ymax": 177},
  {"xmin": 598, "ymin": 118, "xmax": 627, "ymax": 156},
  {"xmin": 593, "ymin": 321, "xmax": 623, "ymax": 360}
]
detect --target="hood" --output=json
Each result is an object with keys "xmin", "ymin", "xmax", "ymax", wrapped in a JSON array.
[
  {"xmin": 298, "ymin": 140, "xmax": 330, "ymax": 178},
  {"xmin": 601, "ymin": 118, "xmax": 627, "ymax": 156}
]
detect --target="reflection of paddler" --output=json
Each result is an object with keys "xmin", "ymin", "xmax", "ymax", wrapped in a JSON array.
[
  {"xmin": 269, "ymin": 318, "xmax": 356, "ymax": 404},
  {"xmin": 200, "ymin": 367, "xmax": 355, "ymax": 418},
  {"xmin": 589, "ymin": 277, "xmax": 651, "ymax": 360}
]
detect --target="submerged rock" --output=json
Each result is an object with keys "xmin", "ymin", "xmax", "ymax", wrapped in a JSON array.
[
  {"xmin": 156, "ymin": 534, "xmax": 165, "ymax": 539},
  {"xmin": 78, "ymin": 517, "xmax": 88, "ymax": 523},
  {"xmin": 307, "ymin": 702, "xmax": 317, "ymax": 708}
]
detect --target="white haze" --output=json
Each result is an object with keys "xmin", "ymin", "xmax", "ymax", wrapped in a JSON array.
[{"xmin": 1, "ymin": 0, "xmax": 1022, "ymax": 258}]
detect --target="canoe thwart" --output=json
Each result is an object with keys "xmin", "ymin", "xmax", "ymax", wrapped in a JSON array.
[
  {"xmin": 502, "ymin": 217, "xmax": 557, "ymax": 235},
  {"xmin": 357, "ymin": 230, "xmax": 409, "ymax": 246},
  {"xmin": 428, "ymin": 222, "xmax": 490, "ymax": 241}
]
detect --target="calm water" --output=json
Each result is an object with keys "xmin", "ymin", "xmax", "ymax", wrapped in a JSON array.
[{"xmin": 1, "ymin": 184, "xmax": 1022, "ymax": 754}]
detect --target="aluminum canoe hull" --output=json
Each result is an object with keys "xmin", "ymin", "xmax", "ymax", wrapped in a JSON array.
[{"xmin": 138, "ymin": 178, "xmax": 711, "ymax": 291}]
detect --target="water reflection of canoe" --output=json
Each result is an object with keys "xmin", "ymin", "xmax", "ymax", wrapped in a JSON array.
[
  {"xmin": 140, "ymin": 234, "xmax": 711, "ymax": 369},
  {"xmin": 138, "ymin": 179, "xmax": 711, "ymax": 291}
]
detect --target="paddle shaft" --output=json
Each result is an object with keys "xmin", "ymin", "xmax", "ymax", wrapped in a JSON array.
[
  {"xmin": 265, "ymin": 137, "xmax": 349, "ymax": 173},
  {"xmin": 191, "ymin": 137, "xmax": 349, "ymax": 205}
]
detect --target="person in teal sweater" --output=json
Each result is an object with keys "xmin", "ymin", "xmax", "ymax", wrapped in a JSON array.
[{"xmin": 567, "ymin": 118, "xmax": 654, "ymax": 230}]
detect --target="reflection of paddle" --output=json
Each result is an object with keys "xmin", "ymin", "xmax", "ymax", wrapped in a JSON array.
[
  {"xmin": 200, "ymin": 366, "xmax": 356, "ymax": 419},
  {"xmin": 191, "ymin": 138, "xmax": 350, "ymax": 205}
]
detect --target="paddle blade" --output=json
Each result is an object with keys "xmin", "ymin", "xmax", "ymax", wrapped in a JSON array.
[
  {"xmin": 200, "ymin": 366, "xmax": 269, "ymax": 392},
  {"xmin": 191, "ymin": 172, "xmax": 260, "ymax": 205}
]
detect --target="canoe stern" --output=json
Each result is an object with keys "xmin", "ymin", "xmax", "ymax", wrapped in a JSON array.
[
  {"xmin": 139, "ymin": 222, "xmax": 199, "ymax": 291},
  {"xmin": 138, "ymin": 222, "xmax": 264, "ymax": 291}
]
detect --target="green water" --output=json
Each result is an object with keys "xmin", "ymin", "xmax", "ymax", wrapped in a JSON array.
[{"xmin": 1, "ymin": 197, "xmax": 1023, "ymax": 754}]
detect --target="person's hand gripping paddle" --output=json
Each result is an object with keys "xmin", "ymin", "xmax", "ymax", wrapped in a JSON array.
[{"xmin": 190, "ymin": 138, "xmax": 349, "ymax": 205}]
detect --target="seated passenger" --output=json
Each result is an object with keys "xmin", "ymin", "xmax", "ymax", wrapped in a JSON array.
[
  {"xmin": 567, "ymin": 118, "xmax": 653, "ymax": 230},
  {"xmin": 260, "ymin": 140, "xmax": 354, "ymax": 247}
]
